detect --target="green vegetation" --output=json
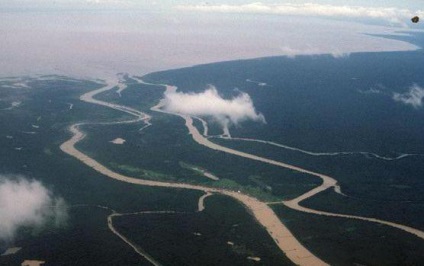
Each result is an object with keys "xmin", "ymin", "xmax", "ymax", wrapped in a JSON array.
[
  {"xmin": 178, "ymin": 161, "xmax": 219, "ymax": 180},
  {"xmin": 110, "ymin": 162, "xmax": 280, "ymax": 201},
  {"xmin": 77, "ymin": 95, "xmax": 319, "ymax": 202},
  {"xmin": 0, "ymin": 77, "xmax": 204, "ymax": 264},
  {"xmin": 249, "ymin": 175, "xmax": 272, "ymax": 192},
  {"xmin": 110, "ymin": 162, "xmax": 177, "ymax": 181},
  {"xmin": 3, "ymin": 39, "xmax": 424, "ymax": 264},
  {"xmin": 1, "ymin": 207, "xmax": 148, "ymax": 266},
  {"xmin": 113, "ymin": 195, "xmax": 293, "ymax": 265},
  {"xmin": 94, "ymin": 77, "xmax": 165, "ymax": 112},
  {"xmin": 210, "ymin": 179, "xmax": 278, "ymax": 202},
  {"xmin": 272, "ymin": 204, "xmax": 424, "ymax": 265},
  {"xmin": 143, "ymin": 46, "xmax": 424, "ymax": 265},
  {"xmin": 0, "ymin": 75, "xmax": 295, "ymax": 264}
]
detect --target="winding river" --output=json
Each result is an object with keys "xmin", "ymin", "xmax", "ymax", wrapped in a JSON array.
[
  {"xmin": 61, "ymin": 77, "xmax": 424, "ymax": 265},
  {"xmin": 61, "ymin": 78, "xmax": 328, "ymax": 266}
]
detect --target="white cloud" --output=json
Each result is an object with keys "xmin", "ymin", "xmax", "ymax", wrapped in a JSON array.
[
  {"xmin": 393, "ymin": 84, "xmax": 424, "ymax": 108},
  {"xmin": 331, "ymin": 51, "xmax": 350, "ymax": 58},
  {"xmin": 0, "ymin": 176, "xmax": 68, "ymax": 242},
  {"xmin": 163, "ymin": 86, "xmax": 265, "ymax": 130},
  {"xmin": 177, "ymin": 2, "xmax": 424, "ymax": 25},
  {"xmin": 280, "ymin": 46, "xmax": 350, "ymax": 58},
  {"xmin": 280, "ymin": 46, "xmax": 317, "ymax": 58}
]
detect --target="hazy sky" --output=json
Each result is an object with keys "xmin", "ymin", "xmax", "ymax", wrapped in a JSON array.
[
  {"xmin": 1, "ymin": 1, "xmax": 423, "ymax": 79},
  {"xmin": 1, "ymin": 0, "xmax": 423, "ymax": 10}
]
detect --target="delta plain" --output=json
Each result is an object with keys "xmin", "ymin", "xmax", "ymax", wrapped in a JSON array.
[{"xmin": 1, "ymin": 1, "xmax": 424, "ymax": 265}]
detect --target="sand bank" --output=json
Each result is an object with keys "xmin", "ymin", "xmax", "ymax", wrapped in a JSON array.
[
  {"xmin": 1, "ymin": 247, "xmax": 21, "ymax": 256},
  {"xmin": 110, "ymin": 138, "xmax": 126, "ymax": 144},
  {"xmin": 21, "ymin": 260, "xmax": 45, "ymax": 266}
]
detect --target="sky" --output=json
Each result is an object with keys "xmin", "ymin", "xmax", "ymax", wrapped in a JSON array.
[
  {"xmin": 0, "ymin": 1, "xmax": 423, "ymax": 79},
  {"xmin": 1, "ymin": 0, "xmax": 423, "ymax": 10}
]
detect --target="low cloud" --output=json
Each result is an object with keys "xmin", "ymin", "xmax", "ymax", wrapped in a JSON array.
[
  {"xmin": 393, "ymin": 84, "xmax": 424, "ymax": 108},
  {"xmin": 280, "ymin": 46, "xmax": 318, "ymax": 58},
  {"xmin": 280, "ymin": 46, "xmax": 350, "ymax": 58},
  {"xmin": 177, "ymin": 3, "xmax": 423, "ymax": 25},
  {"xmin": 0, "ymin": 176, "xmax": 68, "ymax": 242},
  {"xmin": 162, "ymin": 86, "xmax": 265, "ymax": 130}
]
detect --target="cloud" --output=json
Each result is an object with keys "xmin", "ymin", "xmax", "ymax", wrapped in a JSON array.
[
  {"xmin": 177, "ymin": 2, "xmax": 424, "ymax": 25},
  {"xmin": 280, "ymin": 46, "xmax": 318, "ymax": 58},
  {"xmin": 0, "ymin": 176, "xmax": 68, "ymax": 242},
  {"xmin": 280, "ymin": 46, "xmax": 350, "ymax": 58},
  {"xmin": 393, "ymin": 84, "xmax": 424, "ymax": 108},
  {"xmin": 162, "ymin": 86, "xmax": 265, "ymax": 130}
]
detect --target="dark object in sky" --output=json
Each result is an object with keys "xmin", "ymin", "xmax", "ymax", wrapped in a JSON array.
[{"xmin": 411, "ymin": 16, "xmax": 419, "ymax": 23}]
